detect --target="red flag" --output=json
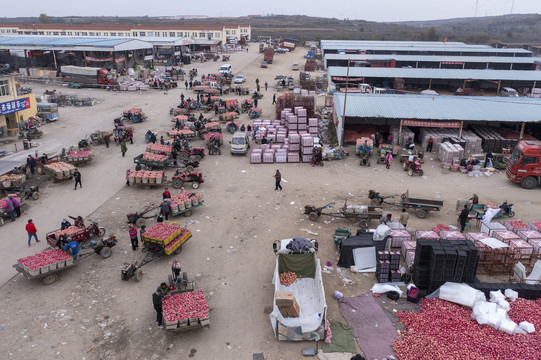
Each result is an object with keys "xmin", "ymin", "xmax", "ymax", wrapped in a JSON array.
[{"xmin": 443, "ymin": 37, "xmax": 447, "ymax": 43}]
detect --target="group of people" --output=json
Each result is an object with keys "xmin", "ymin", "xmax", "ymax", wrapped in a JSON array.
[{"xmin": 2, "ymin": 196, "xmax": 21, "ymax": 222}]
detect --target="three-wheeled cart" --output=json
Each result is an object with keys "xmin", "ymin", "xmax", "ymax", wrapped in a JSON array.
[
  {"xmin": 121, "ymin": 222, "xmax": 192, "ymax": 282},
  {"xmin": 43, "ymin": 161, "xmax": 75, "ymax": 182},
  {"xmin": 371, "ymin": 190, "xmax": 443, "ymax": 219},
  {"xmin": 305, "ymin": 201, "xmax": 383, "ymax": 229},
  {"xmin": 14, "ymin": 234, "xmax": 117, "ymax": 285}
]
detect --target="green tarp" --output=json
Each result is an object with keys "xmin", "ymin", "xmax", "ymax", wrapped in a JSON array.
[
  {"xmin": 278, "ymin": 253, "xmax": 316, "ymax": 278},
  {"xmin": 322, "ymin": 321, "xmax": 358, "ymax": 354}
]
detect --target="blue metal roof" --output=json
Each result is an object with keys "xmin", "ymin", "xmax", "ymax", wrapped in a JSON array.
[
  {"xmin": 0, "ymin": 35, "xmax": 152, "ymax": 51},
  {"xmin": 321, "ymin": 40, "xmax": 471, "ymax": 48},
  {"xmin": 327, "ymin": 67, "xmax": 541, "ymax": 81},
  {"xmin": 324, "ymin": 53, "xmax": 541, "ymax": 65},
  {"xmin": 333, "ymin": 94, "xmax": 541, "ymax": 123},
  {"xmin": 322, "ymin": 44, "xmax": 532, "ymax": 54}
]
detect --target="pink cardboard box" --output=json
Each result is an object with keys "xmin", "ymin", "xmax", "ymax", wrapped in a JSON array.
[
  {"xmin": 250, "ymin": 151, "xmax": 261, "ymax": 164},
  {"xmin": 287, "ymin": 152, "xmax": 299, "ymax": 163}
]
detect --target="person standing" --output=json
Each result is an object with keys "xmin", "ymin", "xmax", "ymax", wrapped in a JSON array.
[
  {"xmin": 161, "ymin": 199, "xmax": 171, "ymax": 220},
  {"xmin": 255, "ymin": 78, "xmax": 259, "ymax": 86},
  {"xmin": 163, "ymin": 188, "xmax": 171, "ymax": 200},
  {"xmin": 274, "ymin": 170, "xmax": 282, "ymax": 191},
  {"xmin": 184, "ymin": 81, "xmax": 188, "ymax": 90},
  {"xmin": 426, "ymin": 136, "xmax": 434, "ymax": 153},
  {"xmin": 26, "ymin": 219, "xmax": 40, "ymax": 247},
  {"xmin": 104, "ymin": 133, "xmax": 110, "ymax": 148},
  {"xmin": 152, "ymin": 288, "xmax": 165, "ymax": 328},
  {"xmin": 11, "ymin": 197, "xmax": 21, "ymax": 218},
  {"xmin": 140, "ymin": 225, "xmax": 146, "ymax": 242},
  {"xmin": 5, "ymin": 197, "xmax": 15, "ymax": 222},
  {"xmin": 256, "ymin": 84, "xmax": 260, "ymax": 92},
  {"xmin": 272, "ymin": 93, "xmax": 276, "ymax": 104},
  {"xmin": 264, "ymin": 81, "xmax": 268, "ymax": 91},
  {"xmin": 129, "ymin": 225, "xmax": 138, "ymax": 251},
  {"xmin": 189, "ymin": 80, "xmax": 193, "ymax": 89},
  {"xmin": 26, "ymin": 155, "xmax": 36, "ymax": 176},
  {"xmin": 458, "ymin": 205, "xmax": 470, "ymax": 232},
  {"xmin": 400, "ymin": 208, "xmax": 409, "ymax": 228},
  {"xmin": 385, "ymin": 151, "xmax": 393, "ymax": 169},
  {"xmin": 126, "ymin": 169, "xmax": 131, "ymax": 186},
  {"xmin": 73, "ymin": 169, "xmax": 82, "ymax": 190},
  {"xmin": 120, "ymin": 140, "xmax": 127, "ymax": 157}
]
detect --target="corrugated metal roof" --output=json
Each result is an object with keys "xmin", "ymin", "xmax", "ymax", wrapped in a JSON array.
[
  {"xmin": 321, "ymin": 40, "xmax": 470, "ymax": 48},
  {"xmin": 333, "ymin": 94, "xmax": 541, "ymax": 123},
  {"xmin": 0, "ymin": 35, "xmax": 153, "ymax": 51},
  {"xmin": 324, "ymin": 53, "xmax": 541, "ymax": 65},
  {"xmin": 321, "ymin": 44, "xmax": 532, "ymax": 54},
  {"xmin": 327, "ymin": 67, "xmax": 541, "ymax": 81}
]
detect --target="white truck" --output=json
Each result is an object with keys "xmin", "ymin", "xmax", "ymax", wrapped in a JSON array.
[
  {"xmin": 270, "ymin": 238, "xmax": 326, "ymax": 341},
  {"xmin": 229, "ymin": 132, "xmax": 250, "ymax": 155}
]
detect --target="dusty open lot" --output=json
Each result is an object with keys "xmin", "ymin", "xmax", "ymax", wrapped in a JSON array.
[{"xmin": 0, "ymin": 43, "xmax": 539, "ymax": 360}]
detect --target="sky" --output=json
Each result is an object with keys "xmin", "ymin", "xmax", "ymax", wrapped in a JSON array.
[{"xmin": 3, "ymin": 0, "xmax": 541, "ymax": 22}]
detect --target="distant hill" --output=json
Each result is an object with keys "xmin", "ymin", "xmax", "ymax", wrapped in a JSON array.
[{"xmin": 1, "ymin": 13, "xmax": 541, "ymax": 45}]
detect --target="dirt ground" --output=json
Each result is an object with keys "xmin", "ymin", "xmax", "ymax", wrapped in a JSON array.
[{"xmin": 0, "ymin": 43, "xmax": 539, "ymax": 360}]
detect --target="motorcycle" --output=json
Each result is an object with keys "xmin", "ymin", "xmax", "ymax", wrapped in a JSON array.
[{"xmin": 499, "ymin": 201, "xmax": 515, "ymax": 218}]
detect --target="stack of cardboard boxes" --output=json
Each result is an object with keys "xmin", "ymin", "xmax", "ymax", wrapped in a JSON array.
[{"xmin": 276, "ymin": 291, "xmax": 299, "ymax": 318}]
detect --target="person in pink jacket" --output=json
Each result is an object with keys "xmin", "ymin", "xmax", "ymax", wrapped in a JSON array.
[{"xmin": 129, "ymin": 225, "xmax": 138, "ymax": 251}]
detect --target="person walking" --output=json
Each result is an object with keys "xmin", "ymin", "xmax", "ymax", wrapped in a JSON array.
[
  {"xmin": 152, "ymin": 288, "xmax": 165, "ymax": 328},
  {"xmin": 400, "ymin": 208, "xmax": 409, "ymax": 227},
  {"xmin": 4, "ymin": 197, "xmax": 15, "ymax": 222},
  {"xmin": 385, "ymin": 151, "xmax": 393, "ymax": 169},
  {"xmin": 126, "ymin": 169, "xmax": 131, "ymax": 186},
  {"xmin": 274, "ymin": 169, "xmax": 282, "ymax": 191},
  {"xmin": 264, "ymin": 81, "xmax": 268, "ymax": 91},
  {"xmin": 129, "ymin": 225, "xmax": 138, "ymax": 251},
  {"xmin": 73, "ymin": 169, "xmax": 82, "ymax": 190},
  {"xmin": 255, "ymin": 78, "xmax": 259, "ymax": 86},
  {"xmin": 189, "ymin": 80, "xmax": 193, "ymax": 89},
  {"xmin": 458, "ymin": 205, "xmax": 470, "ymax": 232},
  {"xmin": 256, "ymin": 84, "xmax": 260, "ymax": 92},
  {"xmin": 104, "ymin": 133, "xmax": 110, "ymax": 148},
  {"xmin": 26, "ymin": 219, "xmax": 40, "ymax": 247},
  {"xmin": 11, "ymin": 197, "xmax": 21, "ymax": 218},
  {"xmin": 120, "ymin": 140, "xmax": 127, "ymax": 157},
  {"xmin": 272, "ymin": 93, "xmax": 276, "ymax": 104},
  {"xmin": 160, "ymin": 199, "xmax": 171, "ymax": 220},
  {"xmin": 184, "ymin": 81, "xmax": 188, "ymax": 90}
]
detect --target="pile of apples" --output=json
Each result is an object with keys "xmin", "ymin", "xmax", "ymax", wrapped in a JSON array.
[
  {"xmin": 142, "ymin": 153, "xmax": 168, "ymax": 162},
  {"xmin": 143, "ymin": 222, "xmax": 181, "ymax": 242},
  {"xmin": 18, "ymin": 249, "xmax": 72, "ymax": 272},
  {"xmin": 146, "ymin": 144, "xmax": 172, "ymax": 154},
  {"xmin": 55, "ymin": 226, "xmax": 84, "ymax": 237},
  {"xmin": 44, "ymin": 162, "xmax": 75, "ymax": 172}
]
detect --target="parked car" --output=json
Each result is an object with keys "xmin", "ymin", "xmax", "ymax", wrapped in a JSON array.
[
  {"xmin": 500, "ymin": 87, "xmax": 519, "ymax": 97},
  {"xmin": 230, "ymin": 131, "xmax": 250, "ymax": 155},
  {"xmin": 261, "ymin": 61, "xmax": 268, "ymax": 68},
  {"xmin": 234, "ymin": 75, "xmax": 246, "ymax": 84},
  {"xmin": 276, "ymin": 48, "xmax": 289, "ymax": 53}
]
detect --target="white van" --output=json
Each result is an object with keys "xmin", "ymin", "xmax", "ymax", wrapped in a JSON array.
[
  {"xmin": 230, "ymin": 131, "xmax": 250, "ymax": 155},
  {"xmin": 219, "ymin": 64, "xmax": 232, "ymax": 76},
  {"xmin": 500, "ymin": 87, "xmax": 519, "ymax": 97}
]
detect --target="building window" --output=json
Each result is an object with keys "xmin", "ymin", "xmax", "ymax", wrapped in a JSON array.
[
  {"xmin": 81, "ymin": 32, "xmax": 88, "ymax": 36},
  {"xmin": 192, "ymin": 32, "xmax": 196, "ymax": 37},
  {"xmin": 215, "ymin": 32, "xmax": 220, "ymax": 38},
  {"xmin": 60, "ymin": 32, "xmax": 66, "ymax": 35},
  {"xmin": 52, "ymin": 31, "xmax": 59, "ymax": 35},
  {"xmin": 231, "ymin": 30, "xmax": 236, "ymax": 35},
  {"xmin": 67, "ymin": 32, "xmax": 72, "ymax": 35},
  {"xmin": 46, "ymin": 31, "xmax": 52, "ymax": 35},
  {"xmin": 0, "ymin": 80, "xmax": 10, "ymax": 96},
  {"xmin": 133, "ymin": 32, "xmax": 138, "ymax": 36},
  {"xmin": 140, "ymin": 31, "xmax": 146, "ymax": 36},
  {"xmin": 185, "ymin": 32, "xmax": 189, "ymax": 37},
  {"xmin": 155, "ymin": 32, "xmax": 160, "ymax": 37},
  {"xmin": 226, "ymin": 30, "xmax": 230, "ymax": 35},
  {"xmin": 110, "ymin": 32, "xmax": 116, "ymax": 36},
  {"xmin": 208, "ymin": 33, "xmax": 213, "ymax": 39},
  {"xmin": 39, "ymin": 31, "xmax": 44, "ymax": 35},
  {"xmin": 162, "ymin": 32, "xmax": 167, "ymax": 37},
  {"xmin": 89, "ymin": 32, "xmax": 95, "ymax": 36},
  {"xmin": 75, "ymin": 32, "xmax": 80, "ymax": 36},
  {"xmin": 199, "ymin": 32, "xmax": 205, "ymax": 38},
  {"xmin": 0, "ymin": 30, "xmax": 5, "ymax": 34},
  {"xmin": 96, "ymin": 32, "xmax": 101, "ymax": 36}
]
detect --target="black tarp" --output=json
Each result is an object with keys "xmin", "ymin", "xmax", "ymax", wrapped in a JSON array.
[
  {"xmin": 337, "ymin": 233, "xmax": 375, "ymax": 268},
  {"xmin": 278, "ymin": 253, "xmax": 316, "ymax": 278}
]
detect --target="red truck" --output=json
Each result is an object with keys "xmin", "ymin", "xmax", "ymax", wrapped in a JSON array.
[
  {"xmin": 506, "ymin": 140, "xmax": 541, "ymax": 189},
  {"xmin": 264, "ymin": 48, "xmax": 274, "ymax": 64}
]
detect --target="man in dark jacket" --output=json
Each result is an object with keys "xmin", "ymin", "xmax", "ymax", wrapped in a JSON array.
[
  {"xmin": 458, "ymin": 205, "xmax": 470, "ymax": 232},
  {"xmin": 152, "ymin": 288, "xmax": 165, "ymax": 328},
  {"xmin": 160, "ymin": 200, "xmax": 171, "ymax": 220},
  {"xmin": 73, "ymin": 169, "xmax": 82, "ymax": 190}
]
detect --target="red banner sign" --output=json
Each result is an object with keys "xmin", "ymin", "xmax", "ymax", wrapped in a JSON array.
[{"xmin": 402, "ymin": 119, "xmax": 461, "ymax": 128}]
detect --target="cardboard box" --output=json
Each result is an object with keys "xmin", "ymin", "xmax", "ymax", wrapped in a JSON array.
[{"xmin": 276, "ymin": 291, "xmax": 300, "ymax": 317}]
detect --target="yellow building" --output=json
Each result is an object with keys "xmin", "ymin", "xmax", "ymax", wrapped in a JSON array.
[{"xmin": 0, "ymin": 76, "xmax": 37, "ymax": 136}]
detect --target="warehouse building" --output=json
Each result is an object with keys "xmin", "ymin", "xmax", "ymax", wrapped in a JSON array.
[
  {"xmin": 0, "ymin": 23, "xmax": 251, "ymax": 42},
  {"xmin": 327, "ymin": 67, "xmax": 541, "ymax": 95},
  {"xmin": 332, "ymin": 93, "xmax": 541, "ymax": 146}
]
